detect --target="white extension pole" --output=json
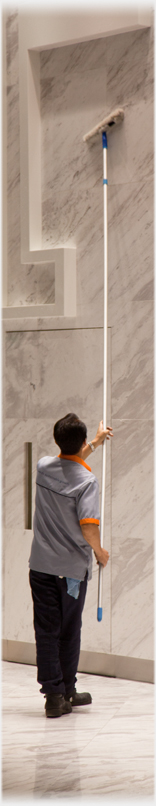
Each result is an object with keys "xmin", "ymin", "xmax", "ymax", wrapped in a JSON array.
[{"xmin": 97, "ymin": 131, "xmax": 108, "ymax": 621}]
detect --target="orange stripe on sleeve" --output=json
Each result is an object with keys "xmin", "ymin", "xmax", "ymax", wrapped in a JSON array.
[{"xmin": 79, "ymin": 518, "xmax": 100, "ymax": 525}]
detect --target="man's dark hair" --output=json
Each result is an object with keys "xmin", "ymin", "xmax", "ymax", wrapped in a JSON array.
[{"xmin": 53, "ymin": 413, "xmax": 87, "ymax": 455}]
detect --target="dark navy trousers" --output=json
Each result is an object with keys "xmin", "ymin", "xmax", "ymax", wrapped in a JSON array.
[{"xmin": 29, "ymin": 570, "xmax": 88, "ymax": 695}]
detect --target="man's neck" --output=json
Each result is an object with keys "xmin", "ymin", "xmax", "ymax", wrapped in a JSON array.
[{"xmin": 60, "ymin": 443, "xmax": 86, "ymax": 459}]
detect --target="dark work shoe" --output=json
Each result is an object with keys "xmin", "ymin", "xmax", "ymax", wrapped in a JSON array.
[
  {"xmin": 65, "ymin": 689, "xmax": 92, "ymax": 706},
  {"xmin": 45, "ymin": 693, "xmax": 72, "ymax": 718}
]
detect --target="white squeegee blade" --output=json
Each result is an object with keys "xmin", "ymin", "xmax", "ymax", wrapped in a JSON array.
[{"xmin": 83, "ymin": 107, "xmax": 124, "ymax": 142}]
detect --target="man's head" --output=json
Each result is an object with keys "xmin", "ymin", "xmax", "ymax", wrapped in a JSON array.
[{"xmin": 53, "ymin": 413, "xmax": 87, "ymax": 456}]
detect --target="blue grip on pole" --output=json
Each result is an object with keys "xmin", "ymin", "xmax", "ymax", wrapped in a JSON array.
[
  {"xmin": 97, "ymin": 607, "xmax": 103, "ymax": 622},
  {"xmin": 102, "ymin": 131, "xmax": 107, "ymax": 149}
]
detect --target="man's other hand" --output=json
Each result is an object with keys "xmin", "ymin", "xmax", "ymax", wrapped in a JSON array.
[{"xmin": 94, "ymin": 548, "xmax": 109, "ymax": 567}]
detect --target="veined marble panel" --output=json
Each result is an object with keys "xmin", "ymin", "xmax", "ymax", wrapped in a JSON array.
[
  {"xmin": 7, "ymin": 263, "xmax": 55, "ymax": 308},
  {"xmin": 111, "ymin": 417, "xmax": 154, "ymax": 659},
  {"xmin": 111, "ymin": 533, "xmax": 154, "ymax": 660},
  {"xmin": 41, "ymin": 53, "xmax": 107, "ymax": 247},
  {"xmin": 4, "ymin": 419, "xmax": 38, "ymax": 531},
  {"xmin": 8, "ymin": 262, "xmax": 37, "ymax": 308},
  {"xmin": 6, "ymin": 10, "xmax": 19, "ymax": 88},
  {"xmin": 5, "ymin": 331, "xmax": 39, "ymax": 418},
  {"xmin": 5, "ymin": 328, "xmax": 109, "ymax": 421},
  {"xmin": 6, "ymin": 49, "xmax": 57, "ymax": 309},
  {"xmin": 108, "ymin": 180, "xmax": 154, "ymax": 305},
  {"xmin": 144, "ymin": 12, "xmax": 154, "ymax": 102},
  {"xmin": 36, "ymin": 328, "xmax": 104, "ymax": 419},
  {"xmin": 40, "ymin": 38, "xmax": 107, "ymax": 79},
  {"xmin": 111, "ymin": 301, "xmax": 154, "ymax": 420},
  {"xmin": 111, "ymin": 419, "xmax": 154, "ymax": 542},
  {"xmin": 36, "ymin": 419, "xmax": 58, "ymax": 463},
  {"xmin": 106, "ymin": 25, "xmax": 154, "ymax": 106},
  {"xmin": 76, "ymin": 176, "xmax": 153, "ymax": 323},
  {"xmin": 107, "ymin": 98, "xmax": 153, "ymax": 185},
  {"xmin": 4, "ymin": 527, "xmax": 35, "ymax": 644},
  {"xmin": 4, "ymin": 328, "xmax": 112, "ymax": 498},
  {"xmin": 76, "ymin": 224, "xmax": 103, "ymax": 324},
  {"xmin": 7, "ymin": 84, "xmax": 20, "ymax": 246},
  {"xmin": 36, "ymin": 263, "xmax": 55, "ymax": 304},
  {"xmin": 7, "ymin": 78, "xmax": 21, "ymax": 306},
  {"xmin": 40, "ymin": 30, "xmax": 153, "ymax": 326},
  {"xmin": 7, "ymin": 85, "xmax": 20, "ymax": 197}
]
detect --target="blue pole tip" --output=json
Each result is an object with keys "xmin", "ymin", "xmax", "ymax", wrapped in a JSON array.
[
  {"xmin": 97, "ymin": 607, "xmax": 103, "ymax": 622},
  {"xmin": 102, "ymin": 131, "xmax": 107, "ymax": 149}
]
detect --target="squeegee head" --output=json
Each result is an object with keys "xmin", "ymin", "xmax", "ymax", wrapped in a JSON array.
[{"xmin": 83, "ymin": 107, "xmax": 124, "ymax": 142}]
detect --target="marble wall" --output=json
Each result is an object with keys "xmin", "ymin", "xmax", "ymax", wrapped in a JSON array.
[{"xmin": 3, "ymin": 11, "xmax": 154, "ymax": 664}]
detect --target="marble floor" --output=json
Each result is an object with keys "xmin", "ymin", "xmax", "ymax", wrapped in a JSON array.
[{"xmin": 2, "ymin": 661, "xmax": 155, "ymax": 803}]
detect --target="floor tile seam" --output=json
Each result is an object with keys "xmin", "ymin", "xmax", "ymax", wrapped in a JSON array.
[
  {"xmin": 28, "ymin": 746, "xmax": 135, "ymax": 789},
  {"xmin": 89, "ymin": 709, "xmax": 125, "ymax": 729},
  {"xmin": 92, "ymin": 709, "xmax": 155, "ymax": 721},
  {"xmin": 110, "ymin": 705, "xmax": 155, "ymax": 717},
  {"xmin": 53, "ymin": 720, "xmax": 147, "ymax": 751}
]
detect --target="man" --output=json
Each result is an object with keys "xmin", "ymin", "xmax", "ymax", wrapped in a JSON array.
[{"xmin": 29, "ymin": 413, "xmax": 113, "ymax": 718}]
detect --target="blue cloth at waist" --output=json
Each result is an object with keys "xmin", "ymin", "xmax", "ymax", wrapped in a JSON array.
[{"xmin": 66, "ymin": 578, "xmax": 81, "ymax": 599}]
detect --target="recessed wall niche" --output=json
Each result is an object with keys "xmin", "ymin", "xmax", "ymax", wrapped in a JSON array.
[{"xmin": 8, "ymin": 262, "xmax": 55, "ymax": 308}]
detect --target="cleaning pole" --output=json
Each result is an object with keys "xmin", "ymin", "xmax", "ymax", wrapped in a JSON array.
[
  {"xmin": 83, "ymin": 108, "xmax": 124, "ymax": 622},
  {"xmin": 97, "ymin": 130, "xmax": 108, "ymax": 621}
]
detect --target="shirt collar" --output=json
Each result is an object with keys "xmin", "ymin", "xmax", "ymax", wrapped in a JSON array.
[{"xmin": 58, "ymin": 454, "xmax": 91, "ymax": 472}]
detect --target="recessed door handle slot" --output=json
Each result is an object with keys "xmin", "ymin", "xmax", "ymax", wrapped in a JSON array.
[{"xmin": 25, "ymin": 443, "xmax": 32, "ymax": 529}]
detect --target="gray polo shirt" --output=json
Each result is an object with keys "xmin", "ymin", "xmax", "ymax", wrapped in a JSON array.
[{"xmin": 29, "ymin": 454, "xmax": 100, "ymax": 581}]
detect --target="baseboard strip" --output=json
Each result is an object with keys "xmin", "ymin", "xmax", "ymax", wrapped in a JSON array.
[
  {"xmin": 2, "ymin": 640, "xmax": 154, "ymax": 684},
  {"xmin": 78, "ymin": 650, "xmax": 154, "ymax": 684}
]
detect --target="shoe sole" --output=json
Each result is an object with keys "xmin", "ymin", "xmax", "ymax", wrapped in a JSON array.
[
  {"xmin": 46, "ymin": 711, "xmax": 71, "ymax": 717},
  {"xmin": 45, "ymin": 705, "xmax": 72, "ymax": 718}
]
